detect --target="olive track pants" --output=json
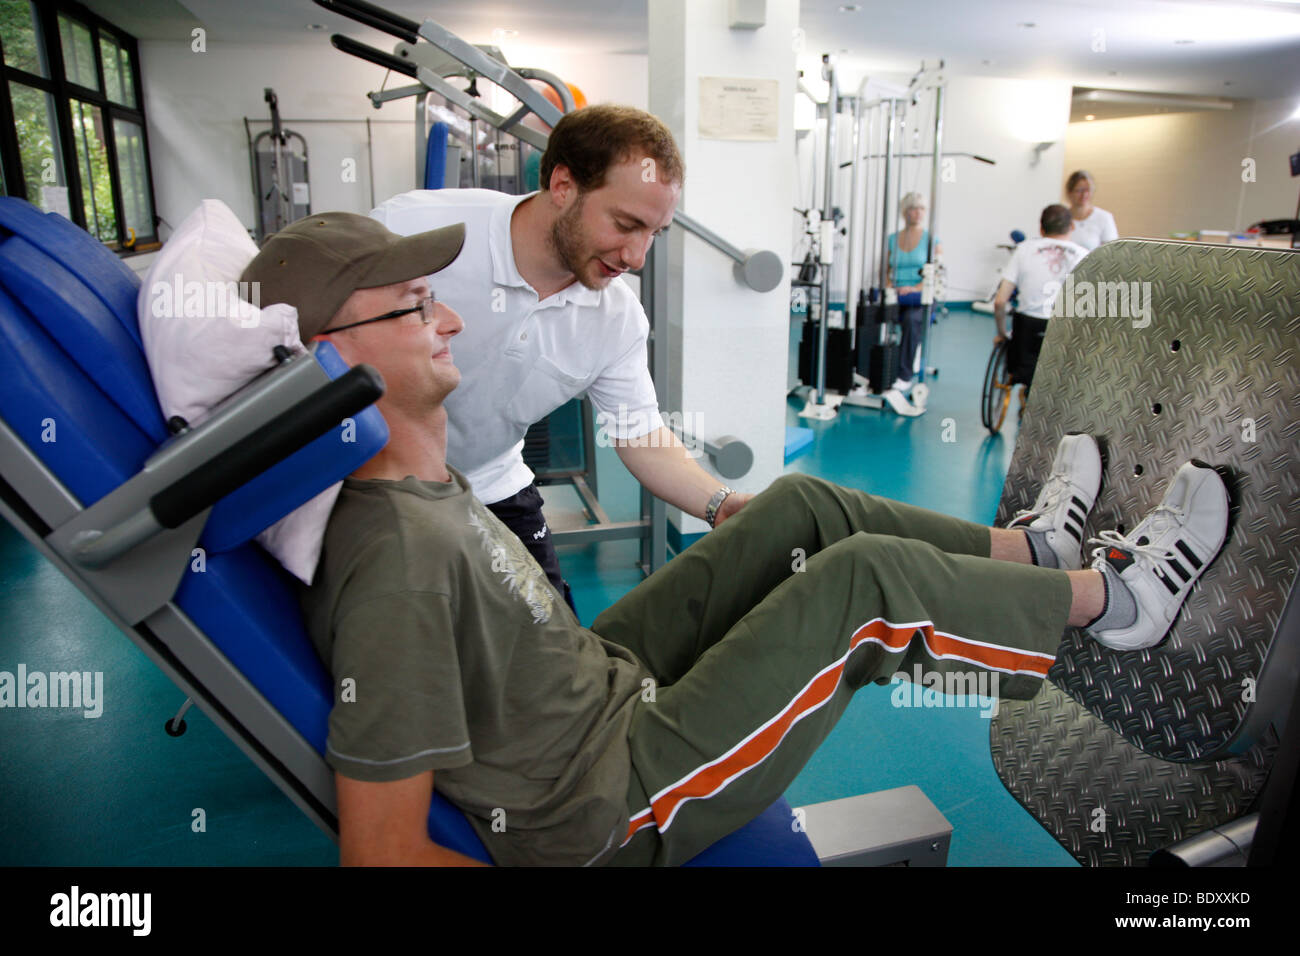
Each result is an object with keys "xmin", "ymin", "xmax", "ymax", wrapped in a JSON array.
[{"xmin": 591, "ymin": 472, "xmax": 1073, "ymax": 866}]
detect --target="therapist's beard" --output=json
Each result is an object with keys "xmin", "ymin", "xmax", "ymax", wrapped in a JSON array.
[{"xmin": 550, "ymin": 192, "xmax": 598, "ymax": 290}]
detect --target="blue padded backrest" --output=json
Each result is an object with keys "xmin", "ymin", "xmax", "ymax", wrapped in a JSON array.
[
  {"xmin": 0, "ymin": 233, "xmax": 167, "ymax": 442},
  {"xmin": 0, "ymin": 196, "xmax": 142, "ymax": 348},
  {"xmin": 0, "ymin": 282, "xmax": 158, "ymax": 504}
]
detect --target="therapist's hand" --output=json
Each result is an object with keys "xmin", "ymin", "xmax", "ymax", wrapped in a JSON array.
[{"xmin": 712, "ymin": 492, "xmax": 754, "ymax": 529}]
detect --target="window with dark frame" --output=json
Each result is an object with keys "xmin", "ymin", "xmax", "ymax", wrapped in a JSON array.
[{"xmin": 0, "ymin": 0, "xmax": 158, "ymax": 252}]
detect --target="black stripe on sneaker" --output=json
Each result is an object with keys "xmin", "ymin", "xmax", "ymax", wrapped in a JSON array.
[
  {"xmin": 1175, "ymin": 540, "xmax": 1203, "ymax": 569},
  {"xmin": 1068, "ymin": 507, "xmax": 1087, "ymax": 528},
  {"xmin": 1064, "ymin": 523, "xmax": 1082, "ymax": 543},
  {"xmin": 1167, "ymin": 556, "xmax": 1191, "ymax": 583},
  {"xmin": 1156, "ymin": 568, "xmax": 1180, "ymax": 595},
  {"xmin": 1071, "ymin": 496, "xmax": 1089, "ymax": 512}
]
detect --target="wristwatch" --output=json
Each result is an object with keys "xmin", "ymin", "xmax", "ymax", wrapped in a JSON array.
[{"xmin": 705, "ymin": 486, "xmax": 736, "ymax": 529}]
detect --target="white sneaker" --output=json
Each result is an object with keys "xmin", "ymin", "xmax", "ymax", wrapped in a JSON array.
[
  {"xmin": 1085, "ymin": 461, "xmax": 1229, "ymax": 651},
  {"xmin": 891, "ymin": 377, "xmax": 912, "ymax": 392},
  {"xmin": 881, "ymin": 388, "xmax": 924, "ymax": 417},
  {"xmin": 1006, "ymin": 433, "xmax": 1102, "ymax": 570}
]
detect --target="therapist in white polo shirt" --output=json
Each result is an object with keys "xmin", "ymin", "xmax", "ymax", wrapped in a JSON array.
[{"xmin": 372, "ymin": 104, "xmax": 754, "ymax": 610}]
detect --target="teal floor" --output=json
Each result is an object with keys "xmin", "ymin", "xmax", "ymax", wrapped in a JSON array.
[{"xmin": 0, "ymin": 306, "xmax": 1074, "ymax": 866}]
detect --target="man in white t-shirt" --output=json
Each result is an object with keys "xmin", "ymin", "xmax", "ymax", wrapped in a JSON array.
[
  {"xmin": 372, "ymin": 105, "xmax": 754, "ymax": 609},
  {"xmin": 991, "ymin": 204, "xmax": 1090, "ymax": 390},
  {"xmin": 993, "ymin": 204, "xmax": 1090, "ymax": 334}
]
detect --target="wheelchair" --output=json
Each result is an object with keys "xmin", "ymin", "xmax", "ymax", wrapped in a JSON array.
[{"xmin": 980, "ymin": 313, "xmax": 1049, "ymax": 433}]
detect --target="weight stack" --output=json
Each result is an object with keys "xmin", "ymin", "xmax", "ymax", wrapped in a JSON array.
[
  {"xmin": 858, "ymin": 300, "xmax": 898, "ymax": 393},
  {"xmin": 864, "ymin": 344, "xmax": 897, "ymax": 393},
  {"xmin": 798, "ymin": 319, "xmax": 854, "ymax": 393}
]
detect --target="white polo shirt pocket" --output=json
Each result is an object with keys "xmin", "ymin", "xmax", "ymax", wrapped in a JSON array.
[{"xmin": 507, "ymin": 355, "xmax": 590, "ymax": 429}]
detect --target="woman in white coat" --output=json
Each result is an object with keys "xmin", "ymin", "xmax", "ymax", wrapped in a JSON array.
[{"xmin": 1065, "ymin": 170, "xmax": 1118, "ymax": 251}]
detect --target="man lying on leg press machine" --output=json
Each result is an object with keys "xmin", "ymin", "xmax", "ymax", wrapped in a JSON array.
[{"xmin": 244, "ymin": 212, "xmax": 1231, "ymax": 867}]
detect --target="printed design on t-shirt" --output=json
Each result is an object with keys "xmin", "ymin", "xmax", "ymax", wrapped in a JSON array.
[
  {"xmin": 1036, "ymin": 243, "xmax": 1076, "ymax": 276},
  {"xmin": 467, "ymin": 498, "xmax": 554, "ymax": 624}
]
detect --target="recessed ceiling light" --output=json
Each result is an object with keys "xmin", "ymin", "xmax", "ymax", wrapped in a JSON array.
[
  {"xmin": 306, "ymin": 23, "xmax": 328, "ymax": 30},
  {"xmin": 981, "ymin": 59, "xmax": 994, "ymax": 66},
  {"xmin": 1174, "ymin": 38, "xmax": 1195, "ymax": 44},
  {"xmin": 839, "ymin": 4, "xmax": 861, "ymax": 11},
  {"xmin": 492, "ymin": 28, "xmax": 519, "ymax": 39},
  {"xmin": 1018, "ymin": 22, "xmax": 1036, "ymax": 28},
  {"xmin": 1085, "ymin": 114, "xmax": 1095, "ymax": 121}
]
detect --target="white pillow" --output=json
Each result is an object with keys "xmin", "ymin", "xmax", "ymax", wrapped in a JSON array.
[{"xmin": 137, "ymin": 199, "xmax": 341, "ymax": 585}]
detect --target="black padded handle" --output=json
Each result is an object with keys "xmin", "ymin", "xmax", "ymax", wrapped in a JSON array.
[
  {"xmin": 330, "ymin": 33, "xmax": 419, "ymax": 78},
  {"xmin": 314, "ymin": 0, "xmax": 420, "ymax": 44},
  {"xmin": 150, "ymin": 364, "xmax": 385, "ymax": 529}
]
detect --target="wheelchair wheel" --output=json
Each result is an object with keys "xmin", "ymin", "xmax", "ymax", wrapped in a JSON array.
[{"xmin": 980, "ymin": 340, "xmax": 1013, "ymax": 433}]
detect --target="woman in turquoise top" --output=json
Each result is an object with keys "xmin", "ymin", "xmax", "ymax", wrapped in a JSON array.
[{"xmin": 886, "ymin": 192, "xmax": 942, "ymax": 392}]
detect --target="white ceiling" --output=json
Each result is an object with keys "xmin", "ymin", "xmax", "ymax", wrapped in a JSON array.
[
  {"xmin": 86, "ymin": 0, "xmax": 1300, "ymax": 100},
  {"xmin": 800, "ymin": 0, "xmax": 1300, "ymax": 100}
]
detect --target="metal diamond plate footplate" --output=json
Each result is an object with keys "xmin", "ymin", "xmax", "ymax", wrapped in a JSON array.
[{"xmin": 988, "ymin": 239, "xmax": 1299, "ymax": 866}]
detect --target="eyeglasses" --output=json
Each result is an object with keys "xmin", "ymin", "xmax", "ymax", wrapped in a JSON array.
[{"xmin": 324, "ymin": 295, "xmax": 436, "ymax": 334}]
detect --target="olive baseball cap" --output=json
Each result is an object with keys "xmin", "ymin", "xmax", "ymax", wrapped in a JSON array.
[{"xmin": 240, "ymin": 212, "xmax": 466, "ymax": 340}]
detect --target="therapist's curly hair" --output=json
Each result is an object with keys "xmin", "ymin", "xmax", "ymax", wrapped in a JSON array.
[{"xmin": 539, "ymin": 104, "xmax": 685, "ymax": 193}]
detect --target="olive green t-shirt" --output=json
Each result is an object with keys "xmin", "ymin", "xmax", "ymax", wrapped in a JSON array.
[{"xmin": 299, "ymin": 466, "xmax": 649, "ymax": 866}]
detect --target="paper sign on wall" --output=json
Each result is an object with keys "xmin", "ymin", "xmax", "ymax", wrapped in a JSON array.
[
  {"xmin": 292, "ymin": 182, "xmax": 310, "ymax": 206},
  {"xmin": 698, "ymin": 77, "xmax": 779, "ymax": 141}
]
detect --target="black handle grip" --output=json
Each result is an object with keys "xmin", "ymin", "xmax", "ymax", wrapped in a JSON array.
[
  {"xmin": 150, "ymin": 364, "xmax": 385, "ymax": 529},
  {"xmin": 314, "ymin": 0, "xmax": 420, "ymax": 44},
  {"xmin": 330, "ymin": 34, "xmax": 419, "ymax": 78}
]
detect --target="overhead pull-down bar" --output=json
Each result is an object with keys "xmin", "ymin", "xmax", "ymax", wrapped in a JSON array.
[{"xmin": 316, "ymin": 0, "xmax": 783, "ymax": 293}]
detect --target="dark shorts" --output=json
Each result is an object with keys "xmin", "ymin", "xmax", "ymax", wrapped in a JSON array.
[
  {"xmin": 486, "ymin": 483, "xmax": 577, "ymax": 613},
  {"xmin": 1010, "ymin": 312, "xmax": 1050, "ymax": 387}
]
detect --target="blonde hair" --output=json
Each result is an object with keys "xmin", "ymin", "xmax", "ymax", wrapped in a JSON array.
[
  {"xmin": 900, "ymin": 192, "xmax": 926, "ymax": 218},
  {"xmin": 1066, "ymin": 170, "xmax": 1094, "ymax": 194}
]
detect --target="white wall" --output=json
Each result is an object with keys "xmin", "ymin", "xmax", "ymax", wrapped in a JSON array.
[
  {"xmin": 138, "ymin": 40, "xmax": 646, "ymax": 238},
  {"xmin": 1063, "ymin": 97, "xmax": 1299, "ymax": 239},
  {"xmin": 651, "ymin": 0, "xmax": 797, "ymax": 534},
  {"xmin": 939, "ymin": 76, "xmax": 1073, "ymax": 302},
  {"xmin": 139, "ymin": 41, "xmax": 405, "ymax": 237}
]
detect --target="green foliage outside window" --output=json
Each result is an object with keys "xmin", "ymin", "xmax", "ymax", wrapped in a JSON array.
[
  {"xmin": 2, "ymin": 1, "xmax": 152, "ymax": 244},
  {"xmin": 10, "ymin": 82, "xmax": 57, "ymax": 204},
  {"xmin": 71, "ymin": 99, "xmax": 115, "ymax": 240},
  {"xmin": 0, "ymin": 0, "xmax": 45, "ymax": 77}
]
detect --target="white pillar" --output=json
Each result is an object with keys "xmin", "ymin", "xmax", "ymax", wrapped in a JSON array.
[{"xmin": 648, "ymin": 0, "xmax": 798, "ymax": 537}]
